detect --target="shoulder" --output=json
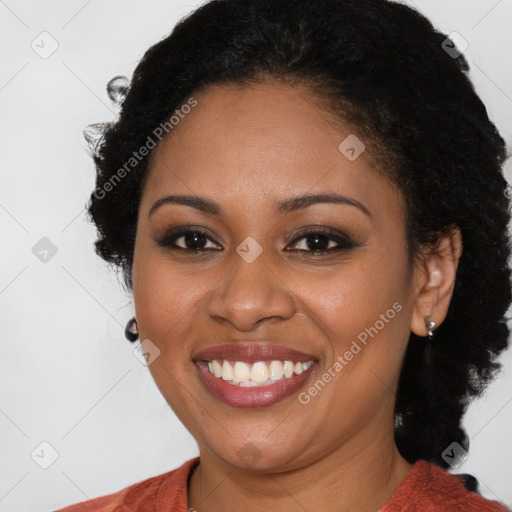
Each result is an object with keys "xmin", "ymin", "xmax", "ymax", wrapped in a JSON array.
[
  {"xmin": 54, "ymin": 457, "xmax": 200, "ymax": 512},
  {"xmin": 381, "ymin": 460, "xmax": 509, "ymax": 512}
]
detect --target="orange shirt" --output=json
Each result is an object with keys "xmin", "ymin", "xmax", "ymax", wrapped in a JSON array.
[{"xmin": 55, "ymin": 457, "xmax": 509, "ymax": 511}]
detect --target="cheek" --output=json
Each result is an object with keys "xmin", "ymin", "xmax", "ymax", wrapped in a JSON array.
[
  {"xmin": 290, "ymin": 258, "xmax": 410, "ymax": 415},
  {"xmin": 132, "ymin": 242, "xmax": 207, "ymax": 361},
  {"xmin": 294, "ymin": 255, "xmax": 412, "ymax": 423},
  {"xmin": 132, "ymin": 245, "xmax": 214, "ymax": 423},
  {"xmin": 292, "ymin": 253, "xmax": 408, "ymax": 356}
]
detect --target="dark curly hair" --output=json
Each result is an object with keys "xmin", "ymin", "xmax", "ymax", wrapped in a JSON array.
[{"xmin": 85, "ymin": 0, "xmax": 511, "ymax": 479}]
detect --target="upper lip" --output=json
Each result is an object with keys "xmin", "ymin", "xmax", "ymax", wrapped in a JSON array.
[{"xmin": 193, "ymin": 342, "xmax": 317, "ymax": 363}]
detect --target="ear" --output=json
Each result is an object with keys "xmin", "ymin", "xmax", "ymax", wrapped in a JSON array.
[{"xmin": 410, "ymin": 227, "xmax": 463, "ymax": 337}]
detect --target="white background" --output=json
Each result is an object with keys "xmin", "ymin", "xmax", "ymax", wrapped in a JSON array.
[{"xmin": 1, "ymin": 1, "xmax": 511, "ymax": 510}]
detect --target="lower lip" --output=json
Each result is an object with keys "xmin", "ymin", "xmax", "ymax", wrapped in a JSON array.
[{"xmin": 195, "ymin": 361, "xmax": 316, "ymax": 408}]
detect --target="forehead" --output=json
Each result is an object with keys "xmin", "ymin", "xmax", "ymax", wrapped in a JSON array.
[{"xmin": 142, "ymin": 81, "xmax": 402, "ymax": 218}]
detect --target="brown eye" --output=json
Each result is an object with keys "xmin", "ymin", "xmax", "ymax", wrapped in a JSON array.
[
  {"xmin": 157, "ymin": 228, "xmax": 222, "ymax": 252},
  {"xmin": 287, "ymin": 228, "xmax": 360, "ymax": 253}
]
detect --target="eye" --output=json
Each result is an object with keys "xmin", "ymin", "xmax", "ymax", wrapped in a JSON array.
[
  {"xmin": 286, "ymin": 228, "xmax": 360, "ymax": 254},
  {"xmin": 156, "ymin": 226, "xmax": 360, "ymax": 255},
  {"xmin": 157, "ymin": 228, "xmax": 222, "ymax": 252}
]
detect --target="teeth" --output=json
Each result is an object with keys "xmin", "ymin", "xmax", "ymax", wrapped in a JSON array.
[
  {"xmin": 221, "ymin": 360, "xmax": 234, "ymax": 381},
  {"xmin": 251, "ymin": 361, "xmax": 269, "ymax": 383},
  {"xmin": 205, "ymin": 359, "xmax": 314, "ymax": 386},
  {"xmin": 212, "ymin": 360, "xmax": 222, "ymax": 378},
  {"xmin": 283, "ymin": 360, "xmax": 294, "ymax": 378},
  {"xmin": 269, "ymin": 360, "xmax": 284, "ymax": 380},
  {"xmin": 233, "ymin": 361, "xmax": 251, "ymax": 383},
  {"xmin": 239, "ymin": 380, "xmax": 260, "ymax": 387}
]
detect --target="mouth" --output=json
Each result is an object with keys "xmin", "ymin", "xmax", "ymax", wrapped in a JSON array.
[{"xmin": 193, "ymin": 343, "xmax": 318, "ymax": 408}]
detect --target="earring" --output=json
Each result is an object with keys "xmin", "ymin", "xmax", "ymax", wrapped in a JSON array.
[
  {"xmin": 425, "ymin": 315, "xmax": 436, "ymax": 340},
  {"xmin": 125, "ymin": 317, "xmax": 139, "ymax": 342}
]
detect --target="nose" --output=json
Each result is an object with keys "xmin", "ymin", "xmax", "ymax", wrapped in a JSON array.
[{"xmin": 206, "ymin": 249, "xmax": 297, "ymax": 332}]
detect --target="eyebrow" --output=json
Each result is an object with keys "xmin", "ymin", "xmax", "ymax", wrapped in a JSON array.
[{"xmin": 148, "ymin": 192, "xmax": 371, "ymax": 218}]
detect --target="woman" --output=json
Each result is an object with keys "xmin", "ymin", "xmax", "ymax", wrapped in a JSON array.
[{"xmin": 57, "ymin": 0, "xmax": 511, "ymax": 510}]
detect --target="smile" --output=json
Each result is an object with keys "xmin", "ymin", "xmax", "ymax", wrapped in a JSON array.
[
  {"xmin": 193, "ymin": 343, "xmax": 318, "ymax": 408},
  {"xmin": 206, "ymin": 359, "xmax": 315, "ymax": 386}
]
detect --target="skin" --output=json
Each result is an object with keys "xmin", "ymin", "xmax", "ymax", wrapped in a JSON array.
[{"xmin": 132, "ymin": 81, "xmax": 462, "ymax": 511}]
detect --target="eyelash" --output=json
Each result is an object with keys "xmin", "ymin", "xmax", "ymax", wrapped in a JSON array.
[{"xmin": 156, "ymin": 226, "xmax": 360, "ymax": 255}]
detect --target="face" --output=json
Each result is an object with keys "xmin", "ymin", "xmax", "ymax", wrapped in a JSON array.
[{"xmin": 132, "ymin": 81, "xmax": 418, "ymax": 472}]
